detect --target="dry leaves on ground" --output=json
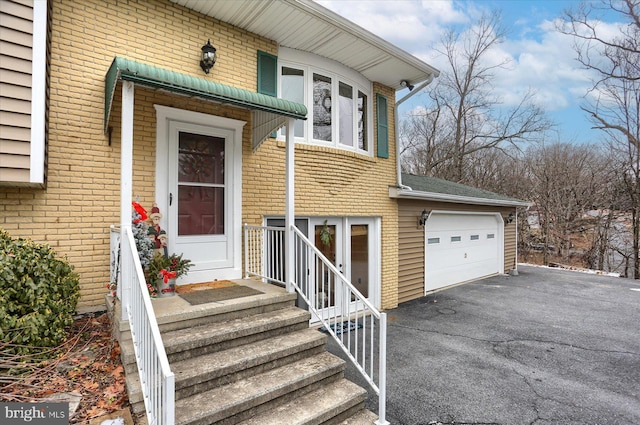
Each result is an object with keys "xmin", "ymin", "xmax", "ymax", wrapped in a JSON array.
[{"xmin": 0, "ymin": 312, "xmax": 130, "ymax": 424}]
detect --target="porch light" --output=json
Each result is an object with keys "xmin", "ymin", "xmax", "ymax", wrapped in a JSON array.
[
  {"xmin": 505, "ymin": 212, "xmax": 514, "ymax": 225},
  {"xmin": 200, "ymin": 39, "xmax": 217, "ymax": 74},
  {"xmin": 419, "ymin": 209, "xmax": 430, "ymax": 227}
]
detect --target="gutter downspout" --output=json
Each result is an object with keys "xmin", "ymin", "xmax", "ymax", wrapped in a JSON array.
[{"xmin": 395, "ymin": 74, "xmax": 436, "ymax": 190}]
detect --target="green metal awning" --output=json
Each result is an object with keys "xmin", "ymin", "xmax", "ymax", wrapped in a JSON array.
[{"xmin": 104, "ymin": 57, "xmax": 307, "ymax": 148}]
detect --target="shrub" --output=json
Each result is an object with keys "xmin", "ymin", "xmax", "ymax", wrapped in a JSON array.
[{"xmin": 0, "ymin": 229, "xmax": 80, "ymax": 357}]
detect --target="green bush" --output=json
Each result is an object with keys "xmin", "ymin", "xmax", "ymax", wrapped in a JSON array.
[{"xmin": 0, "ymin": 229, "xmax": 80, "ymax": 357}]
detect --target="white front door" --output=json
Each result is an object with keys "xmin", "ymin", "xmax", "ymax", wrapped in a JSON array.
[{"xmin": 155, "ymin": 106, "xmax": 245, "ymax": 283}]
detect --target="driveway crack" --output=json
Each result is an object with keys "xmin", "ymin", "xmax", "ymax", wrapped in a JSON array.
[{"xmin": 389, "ymin": 323, "xmax": 640, "ymax": 357}]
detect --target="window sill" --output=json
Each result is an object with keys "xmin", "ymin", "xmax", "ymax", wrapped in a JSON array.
[{"xmin": 275, "ymin": 140, "xmax": 377, "ymax": 162}]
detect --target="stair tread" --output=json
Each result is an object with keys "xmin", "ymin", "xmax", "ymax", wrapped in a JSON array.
[
  {"xmin": 172, "ymin": 328, "xmax": 326, "ymax": 385},
  {"xmin": 175, "ymin": 351, "xmax": 345, "ymax": 425},
  {"xmin": 127, "ymin": 328, "xmax": 327, "ymax": 400},
  {"xmin": 338, "ymin": 408, "xmax": 379, "ymax": 424},
  {"xmin": 120, "ymin": 307, "xmax": 310, "ymax": 364},
  {"xmin": 235, "ymin": 379, "xmax": 368, "ymax": 425},
  {"xmin": 161, "ymin": 307, "xmax": 310, "ymax": 352}
]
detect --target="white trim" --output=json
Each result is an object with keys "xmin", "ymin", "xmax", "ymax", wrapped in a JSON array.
[
  {"xmin": 29, "ymin": 0, "xmax": 47, "ymax": 184},
  {"xmin": 390, "ymin": 186, "xmax": 530, "ymax": 208},
  {"xmin": 154, "ymin": 105, "xmax": 246, "ymax": 281}
]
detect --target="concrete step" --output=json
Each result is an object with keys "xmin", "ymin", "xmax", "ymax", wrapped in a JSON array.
[
  {"xmin": 337, "ymin": 408, "xmax": 379, "ymax": 424},
  {"xmin": 175, "ymin": 351, "xmax": 346, "ymax": 425},
  {"xmin": 234, "ymin": 379, "xmax": 369, "ymax": 425},
  {"xmin": 120, "ymin": 306, "xmax": 311, "ymax": 370},
  {"xmin": 107, "ymin": 285, "xmax": 297, "ymax": 342},
  {"xmin": 127, "ymin": 328, "xmax": 328, "ymax": 411}
]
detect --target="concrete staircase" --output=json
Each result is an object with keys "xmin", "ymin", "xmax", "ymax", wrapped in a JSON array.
[{"xmin": 109, "ymin": 281, "xmax": 378, "ymax": 425}]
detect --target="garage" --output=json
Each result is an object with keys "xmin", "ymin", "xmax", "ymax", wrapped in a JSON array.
[
  {"xmin": 393, "ymin": 173, "xmax": 530, "ymax": 304},
  {"xmin": 424, "ymin": 212, "xmax": 502, "ymax": 292}
]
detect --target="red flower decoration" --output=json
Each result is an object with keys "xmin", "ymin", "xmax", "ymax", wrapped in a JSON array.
[
  {"xmin": 132, "ymin": 201, "xmax": 148, "ymax": 223},
  {"xmin": 158, "ymin": 269, "xmax": 178, "ymax": 283}
]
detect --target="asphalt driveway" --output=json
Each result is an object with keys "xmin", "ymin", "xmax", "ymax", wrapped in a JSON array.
[{"xmin": 330, "ymin": 264, "xmax": 640, "ymax": 424}]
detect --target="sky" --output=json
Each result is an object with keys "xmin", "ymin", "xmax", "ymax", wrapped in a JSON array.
[{"xmin": 317, "ymin": 0, "xmax": 625, "ymax": 145}]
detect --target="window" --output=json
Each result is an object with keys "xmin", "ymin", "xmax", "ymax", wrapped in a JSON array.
[
  {"xmin": 451, "ymin": 236, "xmax": 461, "ymax": 242},
  {"xmin": 281, "ymin": 67, "xmax": 305, "ymax": 137},
  {"xmin": 313, "ymin": 73, "xmax": 332, "ymax": 141},
  {"xmin": 427, "ymin": 238, "xmax": 440, "ymax": 245},
  {"xmin": 471, "ymin": 235, "xmax": 480, "ymax": 241},
  {"xmin": 278, "ymin": 48, "xmax": 373, "ymax": 155},
  {"xmin": 487, "ymin": 234, "xmax": 495, "ymax": 239}
]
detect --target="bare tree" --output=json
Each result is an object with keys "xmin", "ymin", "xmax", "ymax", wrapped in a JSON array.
[
  {"xmin": 558, "ymin": 0, "xmax": 640, "ymax": 277},
  {"xmin": 524, "ymin": 143, "xmax": 607, "ymax": 264},
  {"xmin": 401, "ymin": 11, "xmax": 551, "ymax": 183}
]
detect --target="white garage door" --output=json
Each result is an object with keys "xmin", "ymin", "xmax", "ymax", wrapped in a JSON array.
[{"xmin": 425, "ymin": 213, "xmax": 502, "ymax": 293}]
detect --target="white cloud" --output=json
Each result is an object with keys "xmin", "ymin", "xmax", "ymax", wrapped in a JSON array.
[{"xmin": 317, "ymin": 0, "xmax": 629, "ymax": 143}]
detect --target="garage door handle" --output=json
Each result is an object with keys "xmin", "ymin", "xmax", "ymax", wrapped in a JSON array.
[{"xmin": 169, "ymin": 193, "xmax": 173, "ymax": 206}]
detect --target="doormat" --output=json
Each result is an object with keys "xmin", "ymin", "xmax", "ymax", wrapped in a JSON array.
[
  {"xmin": 176, "ymin": 280, "xmax": 236, "ymax": 294},
  {"xmin": 319, "ymin": 320, "xmax": 363, "ymax": 336},
  {"xmin": 179, "ymin": 285, "xmax": 263, "ymax": 305}
]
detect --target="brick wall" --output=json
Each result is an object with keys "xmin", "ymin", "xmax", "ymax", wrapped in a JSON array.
[{"xmin": 0, "ymin": 0, "xmax": 400, "ymax": 311}]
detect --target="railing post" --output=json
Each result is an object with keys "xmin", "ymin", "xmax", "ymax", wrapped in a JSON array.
[
  {"xmin": 243, "ymin": 223, "xmax": 248, "ymax": 279},
  {"xmin": 163, "ymin": 373, "xmax": 175, "ymax": 425},
  {"xmin": 120, "ymin": 225, "xmax": 131, "ymax": 322},
  {"xmin": 377, "ymin": 312, "xmax": 389, "ymax": 425},
  {"xmin": 285, "ymin": 117, "xmax": 295, "ymax": 293}
]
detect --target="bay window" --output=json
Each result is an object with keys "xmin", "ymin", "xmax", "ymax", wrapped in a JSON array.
[{"xmin": 278, "ymin": 48, "xmax": 373, "ymax": 155}]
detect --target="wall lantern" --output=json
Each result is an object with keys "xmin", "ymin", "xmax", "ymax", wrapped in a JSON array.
[
  {"xmin": 200, "ymin": 39, "xmax": 217, "ymax": 74},
  {"xmin": 505, "ymin": 212, "xmax": 515, "ymax": 225},
  {"xmin": 419, "ymin": 209, "xmax": 430, "ymax": 227}
]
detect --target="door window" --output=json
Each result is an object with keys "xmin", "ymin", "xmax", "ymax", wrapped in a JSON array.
[
  {"xmin": 350, "ymin": 224, "xmax": 369, "ymax": 298},
  {"xmin": 177, "ymin": 132, "xmax": 225, "ymax": 235},
  {"xmin": 314, "ymin": 221, "xmax": 338, "ymax": 309}
]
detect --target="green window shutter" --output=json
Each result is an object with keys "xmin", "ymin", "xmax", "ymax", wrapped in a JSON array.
[
  {"xmin": 376, "ymin": 93, "xmax": 389, "ymax": 158},
  {"xmin": 257, "ymin": 51, "xmax": 277, "ymax": 97}
]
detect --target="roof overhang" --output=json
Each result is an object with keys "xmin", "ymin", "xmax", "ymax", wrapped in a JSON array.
[
  {"xmin": 390, "ymin": 186, "xmax": 531, "ymax": 208},
  {"xmin": 104, "ymin": 57, "xmax": 307, "ymax": 148},
  {"xmin": 169, "ymin": 0, "xmax": 439, "ymax": 91}
]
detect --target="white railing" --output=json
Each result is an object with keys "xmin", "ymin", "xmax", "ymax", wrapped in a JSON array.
[
  {"xmin": 244, "ymin": 224, "xmax": 388, "ymax": 425},
  {"xmin": 244, "ymin": 225, "xmax": 286, "ymax": 285},
  {"xmin": 121, "ymin": 226, "xmax": 175, "ymax": 425}
]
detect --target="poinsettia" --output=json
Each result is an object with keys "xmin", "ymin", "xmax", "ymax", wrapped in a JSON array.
[{"xmin": 146, "ymin": 252, "xmax": 192, "ymax": 295}]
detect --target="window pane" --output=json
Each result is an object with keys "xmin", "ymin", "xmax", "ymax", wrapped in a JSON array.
[
  {"xmin": 179, "ymin": 133, "xmax": 224, "ymax": 184},
  {"xmin": 339, "ymin": 82, "xmax": 354, "ymax": 147},
  {"xmin": 351, "ymin": 225, "xmax": 369, "ymax": 298},
  {"xmin": 178, "ymin": 186, "xmax": 224, "ymax": 235},
  {"xmin": 281, "ymin": 67, "xmax": 304, "ymax": 137},
  {"xmin": 358, "ymin": 91, "xmax": 367, "ymax": 150},
  {"xmin": 313, "ymin": 73, "xmax": 332, "ymax": 141}
]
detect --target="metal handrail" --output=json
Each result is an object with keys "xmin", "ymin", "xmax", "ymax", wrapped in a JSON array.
[
  {"xmin": 121, "ymin": 226, "xmax": 175, "ymax": 425},
  {"xmin": 243, "ymin": 224, "xmax": 388, "ymax": 424},
  {"xmin": 244, "ymin": 224, "xmax": 286, "ymax": 285}
]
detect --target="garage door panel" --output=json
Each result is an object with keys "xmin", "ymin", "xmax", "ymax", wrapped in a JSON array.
[{"xmin": 425, "ymin": 213, "xmax": 502, "ymax": 293}]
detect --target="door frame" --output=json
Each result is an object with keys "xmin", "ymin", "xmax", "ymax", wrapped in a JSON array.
[
  {"xmin": 267, "ymin": 216, "xmax": 381, "ymax": 317},
  {"xmin": 154, "ymin": 105, "xmax": 246, "ymax": 282}
]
